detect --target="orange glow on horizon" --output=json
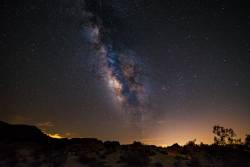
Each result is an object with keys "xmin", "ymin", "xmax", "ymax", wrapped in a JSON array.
[{"xmin": 47, "ymin": 133, "xmax": 64, "ymax": 139}]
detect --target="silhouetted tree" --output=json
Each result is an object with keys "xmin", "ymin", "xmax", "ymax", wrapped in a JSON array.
[
  {"xmin": 245, "ymin": 134, "xmax": 250, "ymax": 146},
  {"xmin": 213, "ymin": 125, "xmax": 242, "ymax": 145}
]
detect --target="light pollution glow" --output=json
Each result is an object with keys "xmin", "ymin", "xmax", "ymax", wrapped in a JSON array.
[{"xmin": 47, "ymin": 133, "xmax": 64, "ymax": 139}]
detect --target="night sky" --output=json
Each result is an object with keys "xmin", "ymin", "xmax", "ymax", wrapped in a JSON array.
[{"xmin": 1, "ymin": 0, "xmax": 250, "ymax": 145}]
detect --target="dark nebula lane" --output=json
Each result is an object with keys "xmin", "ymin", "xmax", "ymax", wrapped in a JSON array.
[{"xmin": 82, "ymin": 12, "xmax": 148, "ymax": 122}]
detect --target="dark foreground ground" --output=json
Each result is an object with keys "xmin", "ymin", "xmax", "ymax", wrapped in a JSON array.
[{"xmin": 0, "ymin": 121, "xmax": 250, "ymax": 167}]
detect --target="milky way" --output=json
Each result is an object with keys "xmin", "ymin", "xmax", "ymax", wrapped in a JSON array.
[{"xmin": 82, "ymin": 17, "xmax": 148, "ymax": 121}]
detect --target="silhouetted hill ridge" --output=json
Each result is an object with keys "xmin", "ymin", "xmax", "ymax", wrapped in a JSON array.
[
  {"xmin": 0, "ymin": 121, "xmax": 250, "ymax": 167},
  {"xmin": 0, "ymin": 121, "xmax": 48, "ymax": 142}
]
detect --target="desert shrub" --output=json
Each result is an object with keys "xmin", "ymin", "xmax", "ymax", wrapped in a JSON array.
[
  {"xmin": 78, "ymin": 154, "xmax": 96, "ymax": 164},
  {"xmin": 132, "ymin": 141, "xmax": 143, "ymax": 147},
  {"xmin": 129, "ymin": 141, "xmax": 156, "ymax": 156},
  {"xmin": 182, "ymin": 139, "xmax": 198, "ymax": 155},
  {"xmin": 157, "ymin": 147, "xmax": 167, "ymax": 155},
  {"xmin": 88, "ymin": 161, "xmax": 110, "ymax": 167},
  {"xmin": 174, "ymin": 158, "xmax": 182, "ymax": 167},
  {"xmin": 119, "ymin": 150, "xmax": 150, "ymax": 167},
  {"xmin": 154, "ymin": 162, "xmax": 163, "ymax": 167},
  {"xmin": 167, "ymin": 143, "xmax": 181, "ymax": 152},
  {"xmin": 245, "ymin": 134, "xmax": 250, "ymax": 146},
  {"xmin": 187, "ymin": 157, "xmax": 201, "ymax": 167},
  {"xmin": 78, "ymin": 152, "xmax": 110, "ymax": 167},
  {"xmin": 104, "ymin": 141, "xmax": 120, "ymax": 154}
]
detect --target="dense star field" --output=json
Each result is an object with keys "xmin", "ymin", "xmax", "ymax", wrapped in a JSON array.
[
  {"xmin": 82, "ymin": 16, "xmax": 148, "ymax": 123},
  {"xmin": 1, "ymin": 0, "xmax": 250, "ymax": 146}
]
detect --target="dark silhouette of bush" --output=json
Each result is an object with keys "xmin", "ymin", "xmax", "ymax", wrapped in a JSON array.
[
  {"xmin": 168, "ymin": 143, "xmax": 181, "ymax": 152},
  {"xmin": 78, "ymin": 155, "xmax": 92, "ymax": 163},
  {"xmin": 131, "ymin": 141, "xmax": 143, "ymax": 147},
  {"xmin": 154, "ymin": 162, "xmax": 163, "ymax": 167},
  {"xmin": 104, "ymin": 141, "xmax": 120, "ymax": 154},
  {"xmin": 120, "ymin": 150, "xmax": 150, "ymax": 167},
  {"xmin": 174, "ymin": 156, "xmax": 184, "ymax": 167},
  {"xmin": 182, "ymin": 139, "xmax": 198, "ymax": 155},
  {"xmin": 126, "ymin": 141, "xmax": 156, "ymax": 156},
  {"xmin": 78, "ymin": 154, "xmax": 109, "ymax": 167},
  {"xmin": 119, "ymin": 144, "xmax": 151, "ymax": 167},
  {"xmin": 69, "ymin": 138, "xmax": 104, "ymax": 154},
  {"xmin": 174, "ymin": 161, "xmax": 181, "ymax": 167},
  {"xmin": 187, "ymin": 157, "xmax": 201, "ymax": 167},
  {"xmin": 245, "ymin": 134, "xmax": 250, "ymax": 146}
]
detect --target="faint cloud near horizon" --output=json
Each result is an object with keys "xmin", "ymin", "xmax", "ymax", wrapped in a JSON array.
[
  {"xmin": 36, "ymin": 121, "xmax": 74, "ymax": 139},
  {"xmin": 8, "ymin": 115, "xmax": 31, "ymax": 124},
  {"xmin": 36, "ymin": 121, "xmax": 55, "ymax": 128}
]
